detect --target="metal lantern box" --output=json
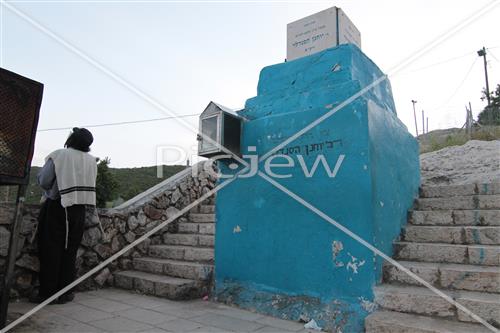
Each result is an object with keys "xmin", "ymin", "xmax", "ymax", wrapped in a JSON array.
[{"xmin": 198, "ymin": 101, "xmax": 242, "ymax": 158}]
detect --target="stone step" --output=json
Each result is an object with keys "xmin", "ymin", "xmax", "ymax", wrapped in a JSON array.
[
  {"xmin": 133, "ymin": 257, "xmax": 213, "ymax": 281},
  {"xmin": 394, "ymin": 242, "xmax": 499, "ymax": 266},
  {"xmin": 163, "ymin": 233, "xmax": 214, "ymax": 247},
  {"xmin": 114, "ymin": 270, "xmax": 205, "ymax": 300},
  {"xmin": 148, "ymin": 245, "xmax": 214, "ymax": 262},
  {"xmin": 420, "ymin": 183, "xmax": 500, "ymax": 198},
  {"xmin": 410, "ymin": 210, "xmax": 500, "ymax": 226},
  {"xmin": 189, "ymin": 213, "xmax": 215, "ymax": 223},
  {"xmin": 365, "ymin": 311, "xmax": 491, "ymax": 333},
  {"xmin": 177, "ymin": 222, "xmax": 215, "ymax": 235},
  {"xmin": 403, "ymin": 226, "xmax": 500, "ymax": 245},
  {"xmin": 415, "ymin": 195, "xmax": 500, "ymax": 211},
  {"xmin": 383, "ymin": 261, "xmax": 500, "ymax": 293},
  {"xmin": 373, "ymin": 284, "xmax": 500, "ymax": 324},
  {"xmin": 199, "ymin": 205, "xmax": 215, "ymax": 214}
]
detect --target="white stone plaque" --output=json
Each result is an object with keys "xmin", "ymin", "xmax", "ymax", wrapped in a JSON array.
[{"xmin": 287, "ymin": 7, "xmax": 361, "ymax": 61}]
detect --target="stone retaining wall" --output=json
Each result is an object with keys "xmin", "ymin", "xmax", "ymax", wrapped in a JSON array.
[{"xmin": 0, "ymin": 162, "xmax": 216, "ymax": 298}]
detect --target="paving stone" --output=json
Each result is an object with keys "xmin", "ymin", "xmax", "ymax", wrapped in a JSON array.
[
  {"xmin": 155, "ymin": 318, "xmax": 204, "ymax": 332},
  {"xmin": 254, "ymin": 326, "xmax": 296, "ymax": 333},
  {"xmin": 24, "ymin": 311, "xmax": 82, "ymax": 332},
  {"xmin": 138, "ymin": 328, "xmax": 171, "ymax": 333},
  {"xmin": 208, "ymin": 306, "xmax": 264, "ymax": 321},
  {"xmin": 153, "ymin": 305, "xmax": 209, "ymax": 319},
  {"xmin": 115, "ymin": 307, "xmax": 176, "ymax": 325},
  {"xmin": 255, "ymin": 316, "xmax": 304, "ymax": 331},
  {"xmin": 64, "ymin": 322, "xmax": 106, "ymax": 332},
  {"xmin": 78, "ymin": 297, "xmax": 135, "ymax": 313},
  {"xmin": 90, "ymin": 316, "xmax": 154, "ymax": 332},
  {"xmin": 88, "ymin": 288, "xmax": 139, "ymax": 301},
  {"xmin": 73, "ymin": 292, "xmax": 99, "ymax": 302},
  {"xmin": 140, "ymin": 327, "xmax": 171, "ymax": 333},
  {"xmin": 191, "ymin": 313, "xmax": 265, "ymax": 332},
  {"xmin": 188, "ymin": 325, "xmax": 232, "ymax": 333},
  {"xmin": 49, "ymin": 303, "xmax": 115, "ymax": 322},
  {"xmin": 365, "ymin": 310, "xmax": 491, "ymax": 333},
  {"xmin": 119, "ymin": 294, "xmax": 173, "ymax": 309},
  {"xmin": 8, "ymin": 293, "xmax": 308, "ymax": 333}
]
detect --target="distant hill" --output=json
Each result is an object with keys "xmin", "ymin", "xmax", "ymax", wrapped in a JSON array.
[{"xmin": 0, "ymin": 165, "xmax": 186, "ymax": 205}]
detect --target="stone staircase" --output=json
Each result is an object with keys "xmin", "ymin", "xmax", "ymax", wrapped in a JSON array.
[
  {"xmin": 114, "ymin": 204, "xmax": 215, "ymax": 300},
  {"xmin": 366, "ymin": 183, "xmax": 500, "ymax": 333}
]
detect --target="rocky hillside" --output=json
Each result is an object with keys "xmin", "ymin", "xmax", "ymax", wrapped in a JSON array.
[{"xmin": 420, "ymin": 140, "xmax": 500, "ymax": 185}]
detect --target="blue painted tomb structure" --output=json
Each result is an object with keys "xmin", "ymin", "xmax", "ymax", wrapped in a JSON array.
[{"xmin": 214, "ymin": 44, "xmax": 420, "ymax": 332}]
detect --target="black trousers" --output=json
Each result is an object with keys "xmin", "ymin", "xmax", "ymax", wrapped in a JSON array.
[{"xmin": 37, "ymin": 198, "xmax": 86, "ymax": 298}]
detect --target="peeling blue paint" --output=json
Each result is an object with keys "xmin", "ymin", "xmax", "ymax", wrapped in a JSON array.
[
  {"xmin": 482, "ymin": 183, "xmax": 488, "ymax": 195},
  {"xmin": 214, "ymin": 44, "xmax": 420, "ymax": 332},
  {"xmin": 472, "ymin": 228, "xmax": 481, "ymax": 244}
]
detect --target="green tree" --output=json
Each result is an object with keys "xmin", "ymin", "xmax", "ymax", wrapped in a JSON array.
[
  {"xmin": 95, "ymin": 157, "xmax": 118, "ymax": 207},
  {"xmin": 478, "ymin": 84, "xmax": 500, "ymax": 125}
]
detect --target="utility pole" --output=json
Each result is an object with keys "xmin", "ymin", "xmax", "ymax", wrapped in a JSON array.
[
  {"xmin": 421, "ymin": 110, "xmax": 425, "ymax": 134},
  {"xmin": 477, "ymin": 47, "xmax": 491, "ymax": 105},
  {"xmin": 411, "ymin": 100, "xmax": 418, "ymax": 136},
  {"xmin": 426, "ymin": 117, "xmax": 429, "ymax": 134}
]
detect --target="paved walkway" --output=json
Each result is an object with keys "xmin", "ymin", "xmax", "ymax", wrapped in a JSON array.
[{"xmin": 7, "ymin": 289, "xmax": 309, "ymax": 333}]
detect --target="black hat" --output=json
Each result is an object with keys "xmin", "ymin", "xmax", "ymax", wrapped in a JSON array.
[{"xmin": 65, "ymin": 127, "xmax": 94, "ymax": 152}]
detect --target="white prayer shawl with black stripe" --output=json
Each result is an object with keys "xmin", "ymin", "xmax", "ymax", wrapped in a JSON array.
[{"xmin": 46, "ymin": 148, "xmax": 97, "ymax": 208}]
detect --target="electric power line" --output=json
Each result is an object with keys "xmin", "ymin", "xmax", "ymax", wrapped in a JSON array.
[
  {"xmin": 400, "ymin": 51, "xmax": 476, "ymax": 74},
  {"xmin": 432, "ymin": 56, "xmax": 479, "ymax": 111},
  {"xmin": 487, "ymin": 49, "xmax": 500, "ymax": 63},
  {"xmin": 37, "ymin": 113, "xmax": 200, "ymax": 132}
]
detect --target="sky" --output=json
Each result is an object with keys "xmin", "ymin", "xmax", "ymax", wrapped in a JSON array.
[{"xmin": 1, "ymin": 0, "xmax": 499, "ymax": 167}]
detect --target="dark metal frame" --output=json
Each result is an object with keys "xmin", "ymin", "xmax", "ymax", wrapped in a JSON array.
[
  {"xmin": 0, "ymin": 68, "xmax": 43, "ymax": 328},
  {"xmin": 0, "ymin": 67, "xmax": 44, "ymax": 185}
]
